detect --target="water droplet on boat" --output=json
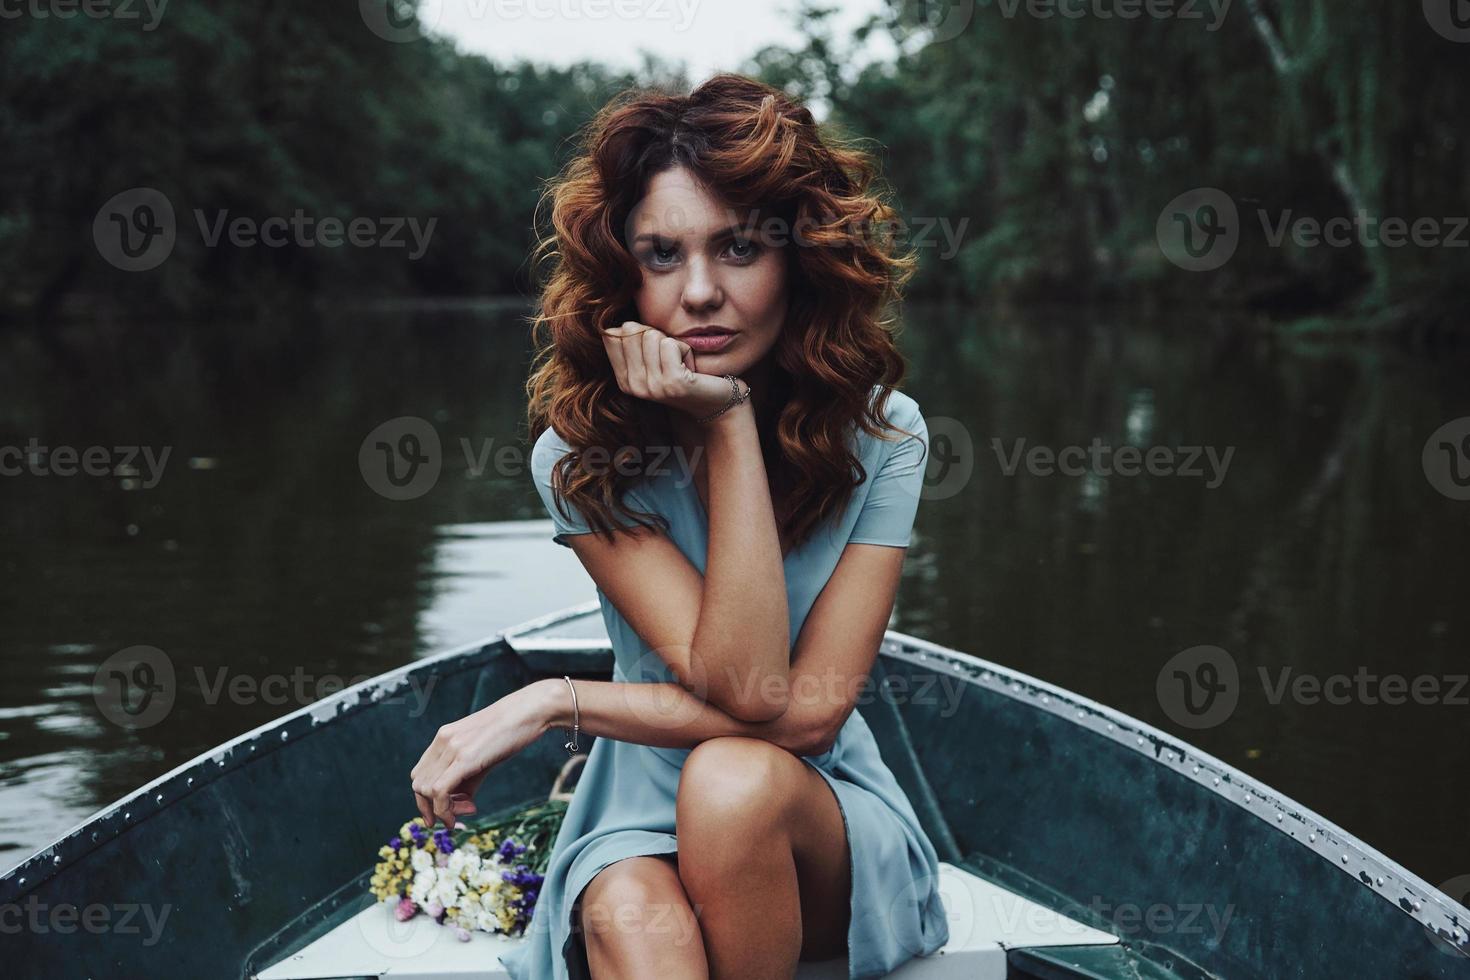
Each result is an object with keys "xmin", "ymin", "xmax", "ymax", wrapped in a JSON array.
[
  {"xmin": 1192, "ymin": 766, "xmax": 1201, "ymax": 775},
  {"xmin": 1341, "ymin": 855, "xmax": 1349, "ymax": 864},
  {"xmin": 155, "ymin": 794, "xmax": 163, "ymax": 804},
  {"xmin": 281, "ymin": 731, "xmax": 290, "ymax": 741},
  {"xmin": 1309, "ymin": 834, "xmax": 1316, "ymax": 842}
]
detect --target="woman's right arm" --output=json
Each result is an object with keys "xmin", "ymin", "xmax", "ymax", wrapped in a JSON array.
[{"xmin": 566, "ymin": 322, "xmax": 791, "ymax": 722}]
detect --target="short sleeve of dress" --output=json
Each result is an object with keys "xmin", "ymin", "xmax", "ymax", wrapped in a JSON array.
[
  {"xmin": 530, "ymin": 426, "xmax": 653, "ymax": 548},
  {"xmin": 847, "ymin": 392, "xmax": 929, "ymax": 548}
]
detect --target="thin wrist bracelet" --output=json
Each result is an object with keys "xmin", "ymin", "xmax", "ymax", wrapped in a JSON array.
[
  {"xmin": 695, "ymin": 374, "xmax": 750, "ymax": 424},
  {"xmin": 561, "ymin": 675, "xmax": 580, "ymax": 754}
]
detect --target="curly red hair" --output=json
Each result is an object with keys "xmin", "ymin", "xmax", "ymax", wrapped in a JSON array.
[{"xmin": 525, "ymin": 72, "xmax": 920, "ymax": 549}]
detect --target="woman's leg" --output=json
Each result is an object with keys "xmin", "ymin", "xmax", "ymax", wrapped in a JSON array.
[
  {"xmin": 674, "ymin": 736, "xmax": 852, "ymax": 979},
  {"xmin": 576, "ymin": 854, "xmax": 708, "ymax": 979}
]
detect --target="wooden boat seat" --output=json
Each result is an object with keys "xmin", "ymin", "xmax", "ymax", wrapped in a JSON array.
[{"xmin": 256, "ymin": 860, "xmax": 1117, "ymax": 979}]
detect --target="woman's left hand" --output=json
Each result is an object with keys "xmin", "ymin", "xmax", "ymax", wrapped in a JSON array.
[{"xmin": 409, "ymin": 682, "xmax": 554, "ymax": 829}]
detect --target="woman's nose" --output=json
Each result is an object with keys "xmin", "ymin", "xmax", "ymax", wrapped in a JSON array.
[{"xmin": 680, "ymin": 257, "xmax": 723, "ymax": 311}]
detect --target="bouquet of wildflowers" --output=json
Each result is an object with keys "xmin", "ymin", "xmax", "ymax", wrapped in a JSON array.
[{"xmin": 369, "ymin": 799, "xmax": 568, "ymax": 941}]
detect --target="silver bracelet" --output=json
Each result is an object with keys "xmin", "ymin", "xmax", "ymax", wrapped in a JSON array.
[
  {"xmin": 562, "ymin": 675, "xmax": 580, "ymax": 754},
  {"xmin": 695, "ymin": 374, "xmax": 751, "ymax": 424}
]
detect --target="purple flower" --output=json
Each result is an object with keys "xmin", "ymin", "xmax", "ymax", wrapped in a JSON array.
[
  {"xmin": 433, "ymin": 829, "xmax": 455, "ymax": 854},
  {"xmin": 500, "ymin": 865, "xmax": 544, "ymax": 889},
  {"xmin": 394, "ymin": 898, "xmax": 418, "ymax": 922},
  {"xmin": 388, "ymin": 837, "xmax": 402, "ymax": 850},
  {"xmin": 496, "ymin": 838, "xmax": 528, "ymax": 862},
  {"xmin": 408, "ymin": 823, "xmax": 428, "ymax": 845},
  {"xmin": 426, "ymin": 900, "xmax": 445, "ymax": 920},
  {"xmin": 454, "ymin": 926, "xmax": 471, "ymax": 942}
]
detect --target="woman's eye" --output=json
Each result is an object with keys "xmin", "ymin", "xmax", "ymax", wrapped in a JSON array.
[
  {"xmin": 725, "ymin": 239, "xmax": 760, "ymax": 262},
  {"xmin": 645, "ymin": 243, "xmax": 679, "ymax": 268}
]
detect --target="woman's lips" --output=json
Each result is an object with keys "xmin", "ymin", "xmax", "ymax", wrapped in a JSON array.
[{"xmin": 681, "ymin": 330, "xmax": 736, "ymax": 353}]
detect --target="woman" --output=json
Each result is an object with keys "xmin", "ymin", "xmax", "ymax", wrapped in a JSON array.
[{"xmin": 409, "ymin": 73, "xmax": 949, "ymax": 979}]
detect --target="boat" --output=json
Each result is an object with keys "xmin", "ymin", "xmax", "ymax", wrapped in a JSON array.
[{"xmin": 4, "ymin": 600, "xmax": 1467, "ymax": 979}]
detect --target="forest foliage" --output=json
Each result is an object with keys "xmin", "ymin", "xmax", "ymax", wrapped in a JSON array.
[{"xmin": 1, "ymin": 0, "xmax": 1464, "ymax": 328}]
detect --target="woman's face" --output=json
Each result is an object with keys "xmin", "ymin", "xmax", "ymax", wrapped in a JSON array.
[{"xmin": 626, "ymin": 165, "xmax": 788, "ymax": 377}]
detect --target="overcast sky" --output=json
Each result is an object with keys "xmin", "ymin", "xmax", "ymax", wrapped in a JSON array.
[{"xmin": 427, "ymin": 0, "xmax": 890, "ymax": 85}]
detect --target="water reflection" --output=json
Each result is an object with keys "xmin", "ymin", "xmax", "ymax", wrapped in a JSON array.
[{"xmin": 1, "ymin": 305, "xmax": 1466, "ymax": 887}]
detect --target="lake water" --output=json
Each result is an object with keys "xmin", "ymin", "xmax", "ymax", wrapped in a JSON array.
[{"xmin": 1, "ymin": 303, "xmax": 1466, "ymax": 892}]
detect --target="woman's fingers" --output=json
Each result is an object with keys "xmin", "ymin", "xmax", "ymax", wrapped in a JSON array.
[
  {"xmin": 413, "ymin": 791, "xmax": 435, "ymax": 828},
  {"xmin": 642, "ymin": 327, "xmax": 666, "ymax": 396},
  {"xmin": 612, "ymin": 322, "xmax": 649, "ymax": 396},
  {"xmin": 660, "ymin": 335, "xmax": 691, "ymax": 382}
]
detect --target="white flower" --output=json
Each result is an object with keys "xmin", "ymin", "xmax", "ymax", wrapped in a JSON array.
[
  {"xmin": 408, "ymin": 868, "xmax": 437, "ymax": 906},
  {"xmin": 447, "ymin": 848, "xmax": 479, "ymax": 878},
  {"xmin": 432, "ymin": 874, "xmax": 464, "ymax": 911},
  {"xmin": 410, "ymin": 849, "xmax": 436, "ymax": 874}
]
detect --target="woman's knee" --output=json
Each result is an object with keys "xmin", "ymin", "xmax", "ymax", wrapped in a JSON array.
[{"xmin": 676, "ymin": 736, "xmax": 796, "ymax": 831}]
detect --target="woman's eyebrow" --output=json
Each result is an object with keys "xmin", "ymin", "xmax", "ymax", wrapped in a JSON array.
[{"xmin": 631, "ymin": 224, "xmax": 752, "ymax": 245}]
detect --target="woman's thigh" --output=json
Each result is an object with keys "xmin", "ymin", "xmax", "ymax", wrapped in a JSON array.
[
  {"xmin": 574, "ymin": 854, "xmax": 704, "ymax": 965},
  {"xmin": 676, "ymin": 737, "xmax": 851, "ymax": 960}
]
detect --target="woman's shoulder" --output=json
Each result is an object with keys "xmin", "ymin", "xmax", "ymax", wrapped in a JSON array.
[{"xmin": 868, "ymin": 384, "xmax": 923, "ymax": 428}]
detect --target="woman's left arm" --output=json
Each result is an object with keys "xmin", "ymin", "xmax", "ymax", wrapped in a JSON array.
[{"xmin": 410, "ymin": 542, "xmax": 904, "ymax": 828}]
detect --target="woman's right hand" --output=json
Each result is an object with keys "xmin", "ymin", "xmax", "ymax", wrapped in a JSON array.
[{"xmin": 602, "ymin": 321, "xmax": 749, "ymax": 420}]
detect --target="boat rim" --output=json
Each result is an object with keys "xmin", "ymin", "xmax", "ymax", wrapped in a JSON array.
[{"xmin": 3, "ymin": 599, "xmax": 1465, "ymax": 956}]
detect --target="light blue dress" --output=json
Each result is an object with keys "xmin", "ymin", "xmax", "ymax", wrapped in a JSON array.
[{"xmin": 499, "ymin": 386, "xmax": 950, "ymax": 980}]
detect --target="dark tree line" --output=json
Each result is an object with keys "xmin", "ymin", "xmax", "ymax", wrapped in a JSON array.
[{"xmin": 1, "ymin": 0, "xmax": 1464, "ymax": 331}]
